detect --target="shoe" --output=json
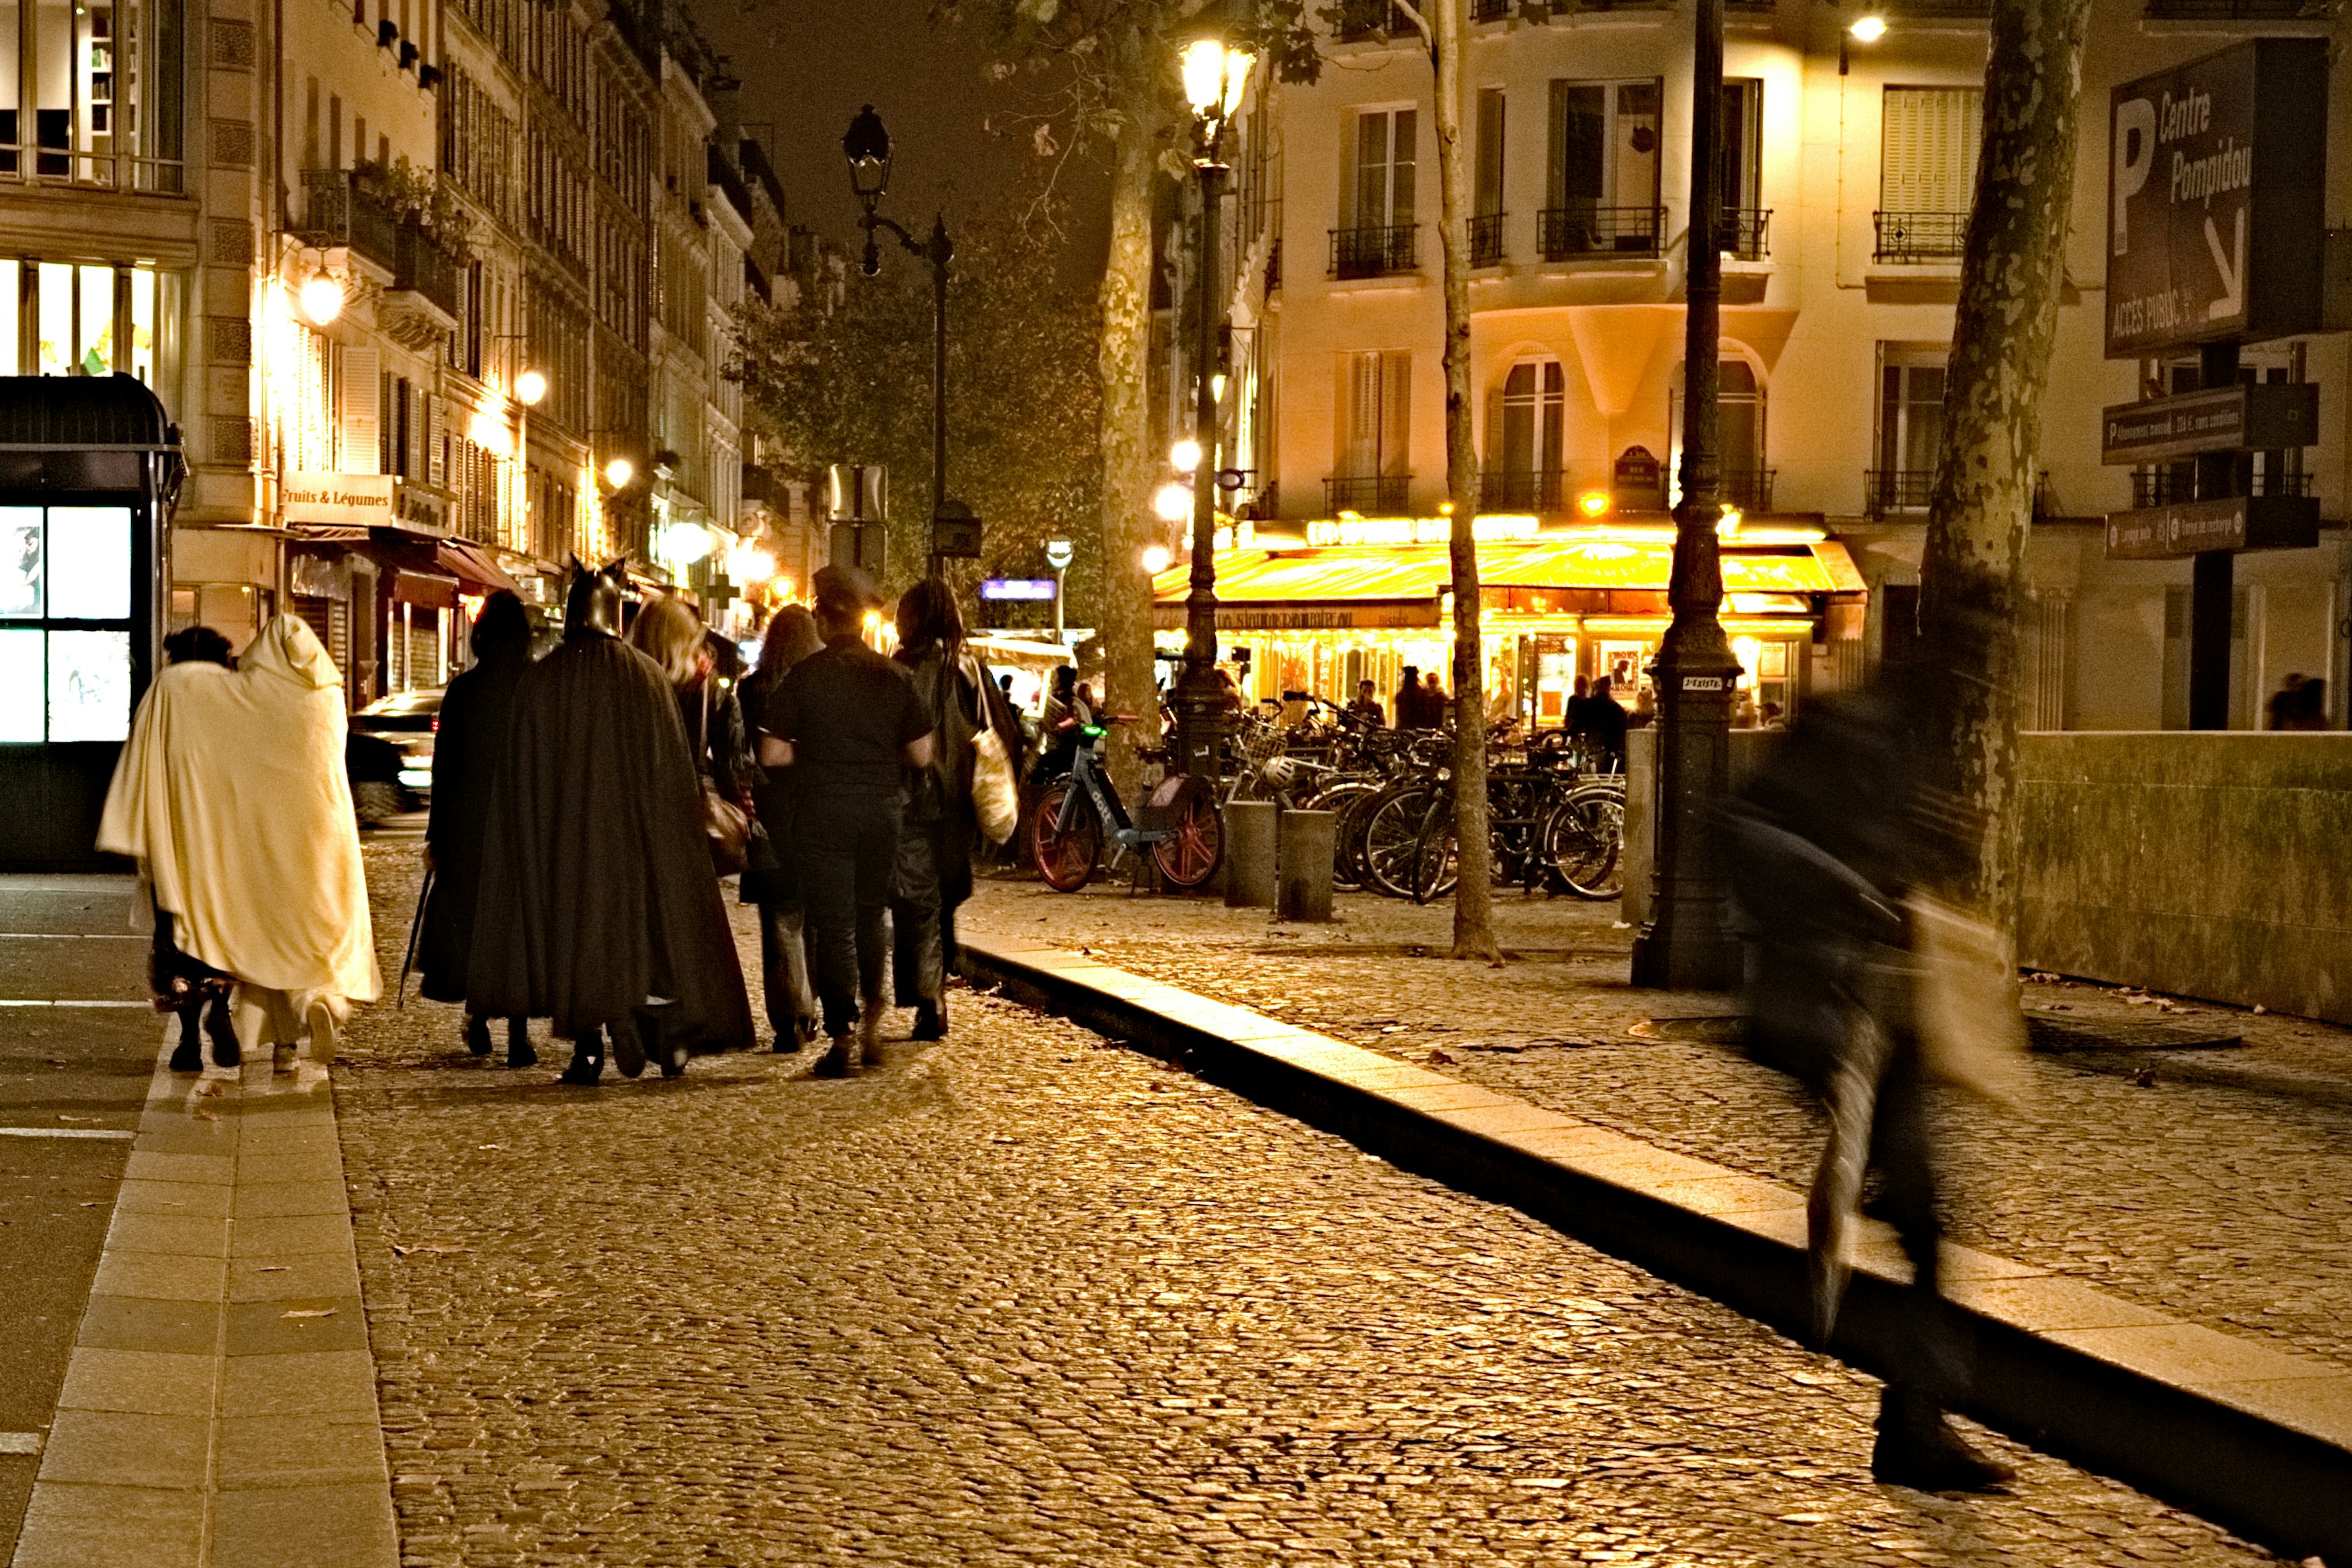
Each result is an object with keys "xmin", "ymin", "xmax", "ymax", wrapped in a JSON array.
[
  {"xmin": 273, "ymin": 1045, "xmax": 296, "ymax": 1074},
  {"xmin": 505, "ymin": 1019, "xmax": 536, "ymax": 1069},
  {"xmin": 207, "ymin": 1013, "xmax": 241, "ymax": 1069},
  {"xmin": 912, "ymin": 997, "xmax": 947, "ymax": 1041},
  {"xmin": 304, "ymin": 1001, "xmax": 339, "ymax": 1068},
  {"xmin": 771, "ymin": 1029, "xmax": 802, "ymax": 1054},
  {"xmin": 465, "ymin": 1016, "xmax": 493, "ymax": 1055},
  {"xmin": 858, "ymin": 999, "xmax": 884, "ymax": 1066},
  {"xmin": 1871, "ymin": 1390, "xmax": 2015, "ymax": 1493},
  {"xmin": 609, "ymin": 1019, "xmax": 647, "ymax": 1079},
  {"xmin": 169, "ymin": 1025, "xmax": 203, "ymax": 1074},
  {"xmin": 813, "ymin": 1036, "xmax": 856, "ymax": 1077},
  {"xmin": 557, "ymin": 1033, "xmax": 605, "ymax": 1086}
]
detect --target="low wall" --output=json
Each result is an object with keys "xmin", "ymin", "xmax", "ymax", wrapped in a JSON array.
[
  {"xmin": 1624, "ymin": 729, "xmax": 2352, "ymax": 1023},
  {"xmin": 2016, "ymin": 733, "xmax": 2352, "ymax": 1025}
]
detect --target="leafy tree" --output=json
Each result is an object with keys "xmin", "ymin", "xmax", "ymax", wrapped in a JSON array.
[{"xmin": 734, "ymin": 213, "xmax": 1106, "ymax": 623}]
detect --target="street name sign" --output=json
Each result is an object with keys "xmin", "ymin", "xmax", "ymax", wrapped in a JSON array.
[
  {"xmin": 2099, "ymin": 382, "xmax": 2320, "ymax": 464},
  {"xmin": 2105, "ymin": 39, "xmax": 2328, "ymax": 357},
  {"xmin": 981, "ymin": 578, "xmax": 1056, "ymax": 601},
  {"xmin": 2104, "ymin": 494, "xmax": 2318, "ymax": 559}
]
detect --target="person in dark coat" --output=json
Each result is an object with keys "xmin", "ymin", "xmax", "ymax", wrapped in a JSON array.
[
  {"xmin": 740, "ymin": 606, "xmax": 823, "ymax": 1052},
  {"xmin": 420, "ymin": 590, "xmax": 535, "ymax": 1067},
  {"xmin": 467, "ymin": 559, "xmax": 756, "ymax": 1085}
]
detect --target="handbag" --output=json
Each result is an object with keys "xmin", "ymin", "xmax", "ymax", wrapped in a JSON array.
[
  {"xmin": 698, "ymin": 680, "xmax": 751, "ymax": 877},
  {"xmin": 972, "ymin": 727, "xmax": 1018, "ymax": 845}
]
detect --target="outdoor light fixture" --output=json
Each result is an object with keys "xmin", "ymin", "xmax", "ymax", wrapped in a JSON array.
[
  {"xmin": 297, "ymin": 271, "xmax": 345, "ymax": 327},
  {"xmin": 1142, "ymin": 543, "xmax": 1174, "ymax": 575},
  {"xmin": 1717, "ymin": 505, "xmax": 1744, "ymax": 538},
  {"xmin": 728, "ymin": 545, "xmax": 777, "ymax": 584},
  {"xmin": 843, "ymin": 105, "xmax": 892, "ymax": 205},
  {"xmin": 603, "ymin": 456, "xmax": 633, "ymax": 488},
  {"xmin": 660, "ymin": 521, "xmax": 713, "ymax": 565},
  {"xmin": 1155, "ymin": 481, "xmax": 1193, "ymax": 523},
  {"xmin": 1180, "ymin": 37, "xmax": 1255, "ymax": 124},
  {"xmin": 1848, "ymin": 13, "xmax": 1886, "ymax": 40},
  {"xmin": 514, "ymin": 369, "xmax": 548, "ymax": 407},
  {"xmin": 1170, "ymin": 437, "xmax": 1203, "ymax": 473},
  {"xmin": 1211, "ymin": 374, "xmax": 1228, "ymax": 401},
  {"xmin": 1579, "ymin": 491, "xmax": 1612, "ymax": 518}
]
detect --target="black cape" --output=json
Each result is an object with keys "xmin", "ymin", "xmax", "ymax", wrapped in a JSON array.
[
  {"xmin": 418, "ymin": 644, "xmax": 529, "ymax": 1004},
  {"xmin": 466, "ymin": 631, "xmax": 755, "ymax": 1049}
]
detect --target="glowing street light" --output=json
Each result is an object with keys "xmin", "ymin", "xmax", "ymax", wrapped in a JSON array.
[
  {"xmin": 1169, "ymin": 437, "xmax": 1203, "ymax": 474},
  {"xmin": 298, "ymin": 273, "xmax": 345, "ymax": 326},
  {"xmin": 1142, "ymin": 543, "xmax": 1174, "ymax": 575},
  {"xmin": 603, "ymin": 455, "xmax": 634, "ymax": 489},
  {"xmin": 1849, "ymin": 13, "xmax": 1886, "ymax": 40},
  {"xmin": 1154, "ymin": 481, "xmax": 1193, "ymax": 523},
  {"xmin": 514, "ymin": 368, "xmax": 548, "ymax": 407}
]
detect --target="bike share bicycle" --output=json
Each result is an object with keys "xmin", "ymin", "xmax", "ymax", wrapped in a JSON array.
[{"xmin": 1028, "ymin": 715, "xmax": 1224, "ymax": 894}]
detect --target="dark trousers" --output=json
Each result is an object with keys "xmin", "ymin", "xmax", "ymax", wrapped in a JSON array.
[
  {"xmin": 797, "ymin": 794, "xmax": 900, "ymax": 1038},
  {"xmin": 757, "ymin": 901, "xmax": 815, "ymax": 1036},
  {"xmin": 891, "ymin": 821, "xmax": 944, "ymax": 1006},
  {"xmin": 1868, "ymin": 1042, "xmax": 1963, "ymax": 1401}
]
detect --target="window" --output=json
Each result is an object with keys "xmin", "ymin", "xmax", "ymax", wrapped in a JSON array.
[
  {"xmin": 1872, "ymin": 346, "xmax": 1947, "ymax": 512},
  {"xmin": 1543, "ymin": 80, "xmax": 1662, "ymax": 257},
  {"xmin": 1349, "ymin": 107, "xmax": 1414, "ymax": 231},
  {"xmin": 0, "ymin": 505, "xmax": 136, "ymax": 743},
  {"xmin": 1486, "ymin": 360, "xmax": 1563, "ymax": 510},
  {"xmin": 1331, "ymin": 350, "xmax": 1411, "ymax": 511},
  {"xmin": 1718, "ymin": 78, "xmax": 1765, "ymax": 258},
  {"xmin": 1668, "ymin": 358, "xmax": 1769, "ymax": 509},
  {"xmin": 1473, "ymin": 89, "xmax": 1505, "ymax": 267},
  {"xmin": 0, "ymin": 0, "xmax": 183, "ymax": 191},
  {"xmin": 1876, "ymin": 86, "xmax": 1980, "ymax": 260},
  {"xmin": 1, "ymin": 258, "xmax": 167, "ymax": 383}
]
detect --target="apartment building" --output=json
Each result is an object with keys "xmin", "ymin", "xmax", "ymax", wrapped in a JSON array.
[{"xmin": 1180, "ymin": 0, "xmax": 2351, "ymax": 731}]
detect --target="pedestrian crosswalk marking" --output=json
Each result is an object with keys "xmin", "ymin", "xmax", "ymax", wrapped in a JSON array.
[{"xmin": 0, "ymin": 1126, "xmax": 135, "ymax": 1140}]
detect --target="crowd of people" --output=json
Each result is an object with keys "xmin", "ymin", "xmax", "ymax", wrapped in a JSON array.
[{"xmin": 102, "ymin": 559, "xmax": 1022, "ymax": 1087}]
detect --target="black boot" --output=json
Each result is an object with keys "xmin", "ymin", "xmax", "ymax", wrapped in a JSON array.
[
  {"xmin": 1871, "ymin": 1388, "xmax": 2014, "ymax": 1492},
  {"xmin": 557, "ymin": 1029, "xmax": 605, "ymax": 1085},
  {"xmin": 912, "ymin": 996, "xmax": 947, "ymax": 1041},
  {"xmin": 204, "ymin": 997, "xmax": 241, "ymax": 1068},
  {"xmin": 609, "ymin": 1017, "xmax": 647, "ymax": 1079},
  {"xmin": 464, "ymin": 1015, "xmax": 493, "ymax": 1055},
  {"xmin": 169, "ymin": 1007, "xmax": 203, "ymax": 1072},
  {"xmin": 505, "ymin": 1018, "xmax": 536, "ymax": 1069}
]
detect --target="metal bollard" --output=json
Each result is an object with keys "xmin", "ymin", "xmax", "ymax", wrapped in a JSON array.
[
  {"xmin": 1276, "ymin": 809, "xmax": 1336, "ymax": 923},
  {"xmin": 1224, "ymin": 801, "xmax": 1278, "ymax": 908}
]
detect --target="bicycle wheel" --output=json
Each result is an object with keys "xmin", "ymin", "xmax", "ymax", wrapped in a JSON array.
[
  {"xmin": 1303, "ymin": 780, "xmax": 1381, "ymax": 892},
  {"xmin": 1410, "ymin": 794, "xmax": 1459, "ymax": 905},
  {"xmin": 1544, "ymin": 784, "xmax": 1625, "ymax": 900},
  {"xmin": 1360, "ymin": 786, "xmax": 1432, "ymax": 900},
  {"xmin": 1148, "ymin": 775, "xmax": 1223, "ymax": 891},
  {"xmin": 1031, "ymin": 782, "xmax": 1102, "ymax": 893}
]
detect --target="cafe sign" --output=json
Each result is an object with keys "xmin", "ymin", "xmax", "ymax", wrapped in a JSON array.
[
  {"xmin": 2104, "ymin": 39, "xmax": 2328, "ymax": 356},
  {"xmin": 283, "ymin": 472, "xmax": 395, "ymax": 528}
]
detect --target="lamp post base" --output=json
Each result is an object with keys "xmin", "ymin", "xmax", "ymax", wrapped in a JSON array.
[{"xmin": 1628, "ymin": 610, "xmax": 1742, "ymax": 992}]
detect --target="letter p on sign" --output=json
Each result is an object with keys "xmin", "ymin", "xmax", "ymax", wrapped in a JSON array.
[{"xmin": 2113, "ymin": 96, "xmax": 2157, "ymax": 256}]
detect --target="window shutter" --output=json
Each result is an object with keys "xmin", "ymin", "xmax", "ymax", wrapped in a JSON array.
[
  {"xmin": 1882, "ymin": 87, "xmax": 1981, "ymax": 213},
  {"xmin": 426, "ymin": 393, "xmax": 445, "ymax": 488},
  {"xmin": 340, "ymin": 345, "xmax": 380, "ymax": 474},
  {"xmin": 1380, "ymin": 351, "xmax": 1411, "ymax": 477},
  {"xmin": 1390, "ymin": 110, "xmax": 1415, "ymax": 228},
  {"xmin": 1547, "ymin": 80, "xmax": 1567, "ymax": 210},
  {"xmin": 1476, "ymin": 90, "xmax": 1505, "ymax": 218}
]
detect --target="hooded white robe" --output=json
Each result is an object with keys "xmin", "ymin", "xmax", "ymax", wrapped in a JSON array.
[{"xmin": 99, "ymin": 615, "xmax": 380, "ymax": 1050}]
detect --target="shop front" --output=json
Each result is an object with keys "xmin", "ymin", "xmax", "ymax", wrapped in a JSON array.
[{"xmin": 1150, "ymin": 522, "xmax": 1868, "ymax": 728}]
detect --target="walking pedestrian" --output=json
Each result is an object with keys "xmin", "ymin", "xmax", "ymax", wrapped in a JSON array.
[
  {"xmin": 419, "ymin": 590, "xmax": 537, "ymax": 1068},
  {"xmin": 741, "ymin": 605, "xmax": 823, "ymax": 1052},
  {"xmin": 2265, "ymin": 673, "xmax": 2305, "ymax": 731},
  {"xmin": 1421, "ymin": 669, "xmax": 1449, "ymax": 723},
  {"xmin": 761, "ymin": 566, "xmax": 936, "ymax": 1076},
  {"xmin": 1585, "ymin": 675, "xmax": 1629, "ymax": 762},
  {"xmin": 1720, "ymin": 671, "xmax": 2015, "ymax": 1492},
  {"xmin": 889, "ymin": 579, "xmax": 1023, "ymax": 1042},
  {"xmin": 99, "ymin": 614, "xmax": 380, "ymax": 1087},
  {"xmin": 468, "ymin": 560, "xmax": 756, "ymax": 1085},
  {"xmin": 630, "ymin": 592, "xmax": 758, "ymax": 895},
  {"xmin": 146, "ymin": 627, "xmax": 239, "ymax": 1074},
  {"xmin": 1394, "ymin": 665, "xmax": 1425, "ymax": 729}
]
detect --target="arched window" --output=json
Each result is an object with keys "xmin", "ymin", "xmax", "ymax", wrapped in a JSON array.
[
  {"xmin": 1667, "ymin": 356, "xmax": 1769, "ymax": 511},
  {"xmin": 1483, "ymin": 358, "xmax": 1564, "ymax": 511}
]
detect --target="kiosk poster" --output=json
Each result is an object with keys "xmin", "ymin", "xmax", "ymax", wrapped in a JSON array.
[
  {"xmin": 0, "ymin": 509, "xmax": 39, "ymax": 618},
  {"xmin": 2105, "ymin": 39, "xmax": 2327, "ymax": 357}
]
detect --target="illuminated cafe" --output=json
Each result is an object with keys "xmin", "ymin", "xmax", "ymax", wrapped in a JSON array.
[{"xmin": 1151, "ymin": 513, "xmax": 1869, "ymax": 728}]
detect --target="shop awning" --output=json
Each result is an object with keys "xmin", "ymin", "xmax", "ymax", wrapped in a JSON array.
[{"xmin": 1153, "ymin": 536, "xmax": 1864, "ymax": 623}]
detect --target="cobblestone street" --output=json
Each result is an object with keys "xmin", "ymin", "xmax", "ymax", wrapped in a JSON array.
[
  {"xmin": 331, "ymin": 842, "xmax": 2297, "ymax": 1566},
  {"xmin": 960, "ymin": 879, "xmax": 2352, "ymax": 1371}
]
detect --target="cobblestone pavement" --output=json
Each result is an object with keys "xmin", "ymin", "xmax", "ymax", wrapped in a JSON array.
[
  {"xmin": 330, "ymin": 842, "xmax": 2300, "ymax": 1566},
  {"xmin": 960, "ymin": 878, "xmax": 2352, "ymax": 1370}
]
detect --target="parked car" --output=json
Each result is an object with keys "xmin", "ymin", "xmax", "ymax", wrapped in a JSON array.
[{"xmin": 349, "ymin": 685, "xmax": 443, "ymax": 822}]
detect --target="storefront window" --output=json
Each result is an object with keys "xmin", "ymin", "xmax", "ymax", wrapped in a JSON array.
[
  {"xmin": 0, "ymin": 0, "xmax": 183, "ymax": 191},
  {"xmin": 13, "ymin": 259, "xmax": 172, "ymax": 384},
  {"xmin": 0, "ymin": 504, "xmax": 135, "ymax": 743}
]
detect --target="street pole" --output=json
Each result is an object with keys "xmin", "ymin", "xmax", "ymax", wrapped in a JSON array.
[
  {"xmin": 1630, "ymin": 0, "xmax": 1741, "ymax": 990},
  {"xmin": 1054, "ymin": 566, "xmax": 1066, "ymax": 644},
  {"xmin": 1169, "ymin": 148, "xmax": 1228, "ymax": 783},
  {"xmin": 2187, "ymin": 339, "xmax": 2239, "ymax": 729},
  {"xmin": 927, "ymin": 213, "xmax": 952, "ymax": 582}
]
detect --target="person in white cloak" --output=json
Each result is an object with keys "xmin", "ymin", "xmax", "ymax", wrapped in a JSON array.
[{"xmin": 98, "ymin": 613, "xmax": 381, "ymax": 1080}]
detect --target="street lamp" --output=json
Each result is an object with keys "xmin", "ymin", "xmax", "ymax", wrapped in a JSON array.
[
  {"xmin": 843, "ymin": 105, "xmax": 960, "ymax": 578},
  {"xmin": 1630, "ymin": 0, "xmax": 1741, "ymax": 989},
  {"xmin": 511, "ymin": 368, "xmax": 548, "ymax": 556},
  {"xmin": 603, "ymin": 455, "xmax": 633, "ymax": 489},
  {"xmin": 1046, "ymin": 536, "xmax": 1073, "ymax": 645},
  {"xmin": 1166, "ymin": 12, "xmax": 1254, "ymax": 785}
]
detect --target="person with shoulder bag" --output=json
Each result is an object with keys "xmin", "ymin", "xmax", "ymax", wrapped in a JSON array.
[
  {"xmin": 740, "ymin": 606, "xmax": 822, "ymax": 1051},
  {"xmin": 889, "ymin": 579, "xmax": 1022, "ymax": 1040}
]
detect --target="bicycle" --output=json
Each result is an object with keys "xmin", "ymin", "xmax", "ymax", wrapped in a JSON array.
[{"xmin": 1029, "ymin": 717, "xmax": 1223, "ymax": 894}]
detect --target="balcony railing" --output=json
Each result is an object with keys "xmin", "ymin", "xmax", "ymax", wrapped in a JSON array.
[
  {"xmin": 1480, "ymin": 470, "xmax": 1564, "ymax": 513},
  {"xmin": 2144, "ymin": 0, "xmax": 2323, "ymax": 15},
  {"xmin": 1721, "ymin": 467, "xmax": 1777, "ymax": 513},
  {"xmin": 1471, "ymin": 213, "xmax": 1507, "ymax": 268},
  {"xmin": 395, "ymin": 225, "xmax": 462, "ymax": 320},
  {"xmin": 1334, "ymin": 0, "xmax": 1413, "ymax": 38},
  {"xmin": 1718, "ymin": 207, "xmax": 1771, "ymax": 261},
  {"xmin": 1886, "ymin": 0, "xmax": 1990, "ymax": 13},
  {"xmin": 302, "ymin": 168, "xmax": 402, "ymax": 274},
  {"xmin": 1471, "ymin": 0, "xmax": 1513, "ymax": 19},
  {"xmin": 2132, "ymin": 467, "xmax": 2312, "ymax": 508},
  {"xmin": 1873, "ymin": 210, "xmax": 1969, "ymax": 263},
  {"xmin": 1325, "ymin": 475, "xmax": 1412, "ymax": 513},
  {"xmin": 0, "ymin": 137, "xmax": 183, "ymax": 194},
  {"xmin": 1539, "ymin": 205, "xmax": 1665, "ymax": 260},
  {"xmin": 1864, "ymin": 469, "xmax": 1936, "ymax": 516},
  {"xmin": 1329, "ymin": 224, "xmax": 1420, "ymax": 281},
  {"xmin": 1265, "ymin": 237, "xmax": 1283, "ymax": 293}
]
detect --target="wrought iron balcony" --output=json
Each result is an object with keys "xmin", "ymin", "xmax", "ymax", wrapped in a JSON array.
[
  {"xmin": 2144, "ymin": 0, "xmax": 2323, "ymax": 15},
  {"xmin": 1873, "ymin": 210, "xmax": 1969, "ymax": 263},
  {"xmin": 1470, "ymin": 213, "xmax": 1506, "ymax": 269},
  {"xmin": 1538, "ymin": 205, "xmax": 1664, "ymax": 260},
  {"xmin": 1471, "ymin": 0, "xmax": 1513, "ymax": 19},
  {"xmin": 1721, "ymin": 467, "xmax": 1776, "ymax": 513},
  {"xmin": 1480, "ymin": 470, "xmax": 1564, "ymax": 513},
  {"xmin": 1864, "ymin": 469, "xmax": 1936, "ymax": 516},
  {"xmin": 1325, "ymin": 475, "xmax": 1412, "ymax": 513},
  {"xmin": 394, "ymin": 224, "xmax": 462, "ymax": 320},
  {"xmin": 1333, "ymin": 0, "xmax": 1414, "ymax": 39},
  {"xmin": 1329, "ymin": 224, "xmax": 1420, "ymax": 281},
  {"xmin": 301, "ymin": 168, "xmax": 402, "ymax": 275},
  {"xmin": 1718, "ymin": 207, "xmax": 1770, "ymax": 261}
]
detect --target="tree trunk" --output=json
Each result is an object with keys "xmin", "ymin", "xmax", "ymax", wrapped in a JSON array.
[
  {"xmin": 1422, "ymin": 0, "xmax": 1496, "ymax": 959},
  {"xmin": 1917, "ymin": 0, "xmax": 2092, "ymax": 932},
  {"xmin": 1095, "ymin": 99, "xmax": 1163, "ymax": 795}
]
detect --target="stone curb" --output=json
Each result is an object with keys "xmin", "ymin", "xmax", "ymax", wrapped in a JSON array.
[{"xmin": 963, "ymin": 935, "xmax": 2352, "ymax": 1564}]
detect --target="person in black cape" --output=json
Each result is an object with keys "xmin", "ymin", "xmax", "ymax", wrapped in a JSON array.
[
  {"xmin": 419, "ymin": 590, "xmax": 537, "ymax": 1067},
  {"xmin": 467, "ymin": 559, "xmax": 756, "ymax": 1084}
]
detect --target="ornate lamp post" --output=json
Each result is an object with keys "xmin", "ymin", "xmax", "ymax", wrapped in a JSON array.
[
  {"xmin": 1166, "ymin": 22, "xmax": 1254, "ymax": 783},
  {"xmin": 843, "ymin": 105, "xmax": 959, "ymax": 577},
  {"xmin": 1629, "ymin": 0, "xmax": 1741, "ymax": 990}
]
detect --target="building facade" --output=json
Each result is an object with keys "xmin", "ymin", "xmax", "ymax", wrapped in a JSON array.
[{"xmin": 1177, "ymin": 0, "xmax": 2350, "ymax": 731}]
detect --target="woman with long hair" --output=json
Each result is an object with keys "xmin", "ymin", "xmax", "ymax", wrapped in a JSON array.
[
  {"xmin": 741, "ymin": 605, "xmax": 824, "ymax": 1049},
  {"xmin": 891, "ymin": 579, "xmax": 1022, "ymax": 1039}
]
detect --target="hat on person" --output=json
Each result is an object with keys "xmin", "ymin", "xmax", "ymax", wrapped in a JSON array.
[{"xmin": 812, "ymin": 564, "xmax": 880, "ymax": 619}]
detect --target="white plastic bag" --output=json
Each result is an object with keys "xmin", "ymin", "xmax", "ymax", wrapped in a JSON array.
[
  {"xmin": 1909, "ymin": 892, "xmax": 2032, "ymax": 1109},
  {"xmin": 972, "ymin": 727, "xmax": 1019, "ymax": 846}
]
